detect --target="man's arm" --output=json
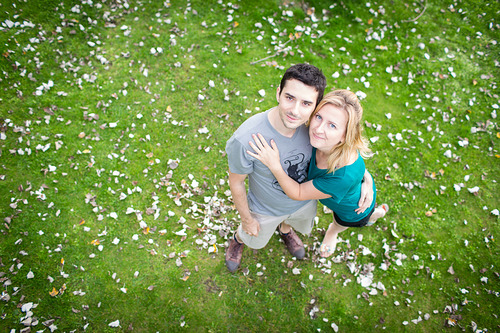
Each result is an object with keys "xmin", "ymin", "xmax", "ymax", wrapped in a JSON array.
[
  {"xmin": 356, "ymin": 169, "xmax": 374, "ymax": 214},
  {"xmin": 228, "ymin": 171, "xmax": 261, "ymax": 237}
]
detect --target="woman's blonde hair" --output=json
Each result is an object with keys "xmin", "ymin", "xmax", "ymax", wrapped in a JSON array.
[{"xmin": 308, "ymin": 89, "xmax": 373, "ymax": 173}]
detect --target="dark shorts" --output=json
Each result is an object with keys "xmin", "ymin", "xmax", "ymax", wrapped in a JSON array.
[{"xmin": 334, "ymin": 206, "xmax": 376, "ymax": 227}]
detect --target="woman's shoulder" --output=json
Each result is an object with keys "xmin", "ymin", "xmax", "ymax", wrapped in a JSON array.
[
  {"xmin": 340, "ymin": 154, "xmax": 365, "ymax": 179},
  {"xmin": 343, "ymin": 151, "xmax": 364, "ymax": 168}
]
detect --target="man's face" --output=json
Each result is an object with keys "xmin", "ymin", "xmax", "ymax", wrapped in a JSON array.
[{"xmin": 276, "ymin": 79, "xmax": 319, "ymax": 130}]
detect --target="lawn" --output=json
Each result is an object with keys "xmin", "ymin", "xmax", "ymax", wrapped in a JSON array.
[{"xmin": 0, "ymin": 0, "xmax": 498, "ymax": 332}]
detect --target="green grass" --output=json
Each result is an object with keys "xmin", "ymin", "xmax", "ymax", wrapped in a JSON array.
[{"xmin": 0, "ymin": 0, "xmax": 499, "ymax": 331}]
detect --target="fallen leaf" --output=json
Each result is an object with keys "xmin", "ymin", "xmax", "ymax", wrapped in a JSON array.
[{"xmin": 49, "ymin": 287, "xmax": 59, "ymax": 297}]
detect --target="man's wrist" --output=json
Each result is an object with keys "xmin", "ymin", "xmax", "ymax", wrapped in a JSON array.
[{"xmin": 241, "ymin": 215, "xmax": 254, "ymax": 224}]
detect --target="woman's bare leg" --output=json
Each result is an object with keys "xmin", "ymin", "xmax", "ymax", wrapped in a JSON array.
[{"xmin": 320, "ymin": 216, "xmax": 348, "ymax": 258}]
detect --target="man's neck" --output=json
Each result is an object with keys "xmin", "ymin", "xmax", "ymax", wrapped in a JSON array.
[{"xmin": 268, "ymin": 107, "xmax": 297, "ymax": 138}]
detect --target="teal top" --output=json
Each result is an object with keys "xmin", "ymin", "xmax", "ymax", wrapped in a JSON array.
[{"xmin": 308, "ymin": 148, "xmax": 376, "ymax": 223}]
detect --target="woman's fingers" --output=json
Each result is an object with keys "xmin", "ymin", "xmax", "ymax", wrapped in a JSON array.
[
  {"xmin": 248, "ymin": 140, "xmax": 258, "ymax": 151},
  {"xmin": 270, "ymin": 139, "xmax": 278, "ymax": 151},
  {"xmin": 257, "ymin": 133, "xmax": 267, "ymax": 145},
  {"xmin": 251, "ymin": 134, "xmax": 264, "ymax": 148}
]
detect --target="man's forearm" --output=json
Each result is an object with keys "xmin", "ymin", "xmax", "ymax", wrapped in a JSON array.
[{"xmin": 228, "ymin": 174, "xmax": 252, "ymax": 223}]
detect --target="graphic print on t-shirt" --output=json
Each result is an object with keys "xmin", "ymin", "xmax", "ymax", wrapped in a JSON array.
[{"xmin": 272, "ymin": 152, "xmax": 309, "ymax": 193}]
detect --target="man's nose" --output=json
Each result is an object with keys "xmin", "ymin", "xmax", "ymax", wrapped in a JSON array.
[{"xmin": 291, "ymin": 102, "xmax": 300, "ymax": 115}]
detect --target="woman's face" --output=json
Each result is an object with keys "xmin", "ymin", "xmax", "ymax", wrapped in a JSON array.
[{"xmin": 308, "ymin": 104, "xmax": 348, "ymax": 152}]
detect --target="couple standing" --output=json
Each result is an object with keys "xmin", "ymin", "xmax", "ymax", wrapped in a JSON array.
[{"xmin": 225, "ymin": 64, "xmax": 388, "ymax": 273}]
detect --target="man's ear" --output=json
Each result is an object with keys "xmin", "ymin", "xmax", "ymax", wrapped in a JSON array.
[{"xmin": 276, "ymin": 86, "xmax": 281, "ymax": 103}]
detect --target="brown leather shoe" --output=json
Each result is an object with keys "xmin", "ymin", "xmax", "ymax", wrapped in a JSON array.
[
  {"xmin": 279, "ymin": 228, "xmax": 305, "ymax": 259},
  {"xmin": 225, "ymin": 237, "xmax": 244, "ymax": 272}
]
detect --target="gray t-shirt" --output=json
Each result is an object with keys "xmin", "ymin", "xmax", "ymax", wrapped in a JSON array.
[{"xmin": 225, "ymin": 108, "xmax": 312, "ymax": 216}]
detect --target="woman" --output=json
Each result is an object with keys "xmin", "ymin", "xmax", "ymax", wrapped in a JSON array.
[{"xmin": 247, "ymin": 89, "xmax": 388, "ymax": 257}]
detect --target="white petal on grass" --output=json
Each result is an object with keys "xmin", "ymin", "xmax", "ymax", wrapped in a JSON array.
[
  {"xmin": 109, "ymin": 212, "xmax": 118, "ymax": 219},
  {"xmin": 491, "ymin": 209, "xmax": 499, "ymax": 216},
  {"xmin": 258, "ymin": 89, "xmax": 266, "ymax": 97},
  {"xmin": 109, "ymin": 320, "xmax": 120, "ymax": 327},
  {"xmin": 27, "ymin": 271, "xmax": 34, "ymax": 279},
  {"xmin": 355, "ymin": 91, "xmax": 367, "ymax": 100},
  {"xmin": 467, "ymin": 186, "xmax": 479, "ymax": 194},
  {"xmin": 4, "ymin": 19, "xmax": 14, "ymax": 28},
  {"xmin": 198, "ymin": 126, "xmax": 209, "ymax": 134},
  {"xmin": 175, "ymin": 228, "xmax": 187, "ymax": 236}
]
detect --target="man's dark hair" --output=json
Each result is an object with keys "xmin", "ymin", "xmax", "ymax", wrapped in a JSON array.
[{"xmin": 279, "ymin": 63, "xmax": 327, "ymax": 106}]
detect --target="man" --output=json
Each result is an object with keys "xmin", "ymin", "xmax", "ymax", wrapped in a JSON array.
[{"xmin": 225, "ymin": 64, "xmax": 372, "ymax": 273}]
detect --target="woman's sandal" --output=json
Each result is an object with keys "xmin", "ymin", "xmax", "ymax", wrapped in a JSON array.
[
  {"xmin": 366, "ymin": 203, "xmax": 389, "ymax": 226},
  {"xmin": 319, "ymin": 242, "xmax": 336, "ymax": 258},
  {"xmin": 380, "ymin": 203, "xmax": 389, "ymax": 215}
]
